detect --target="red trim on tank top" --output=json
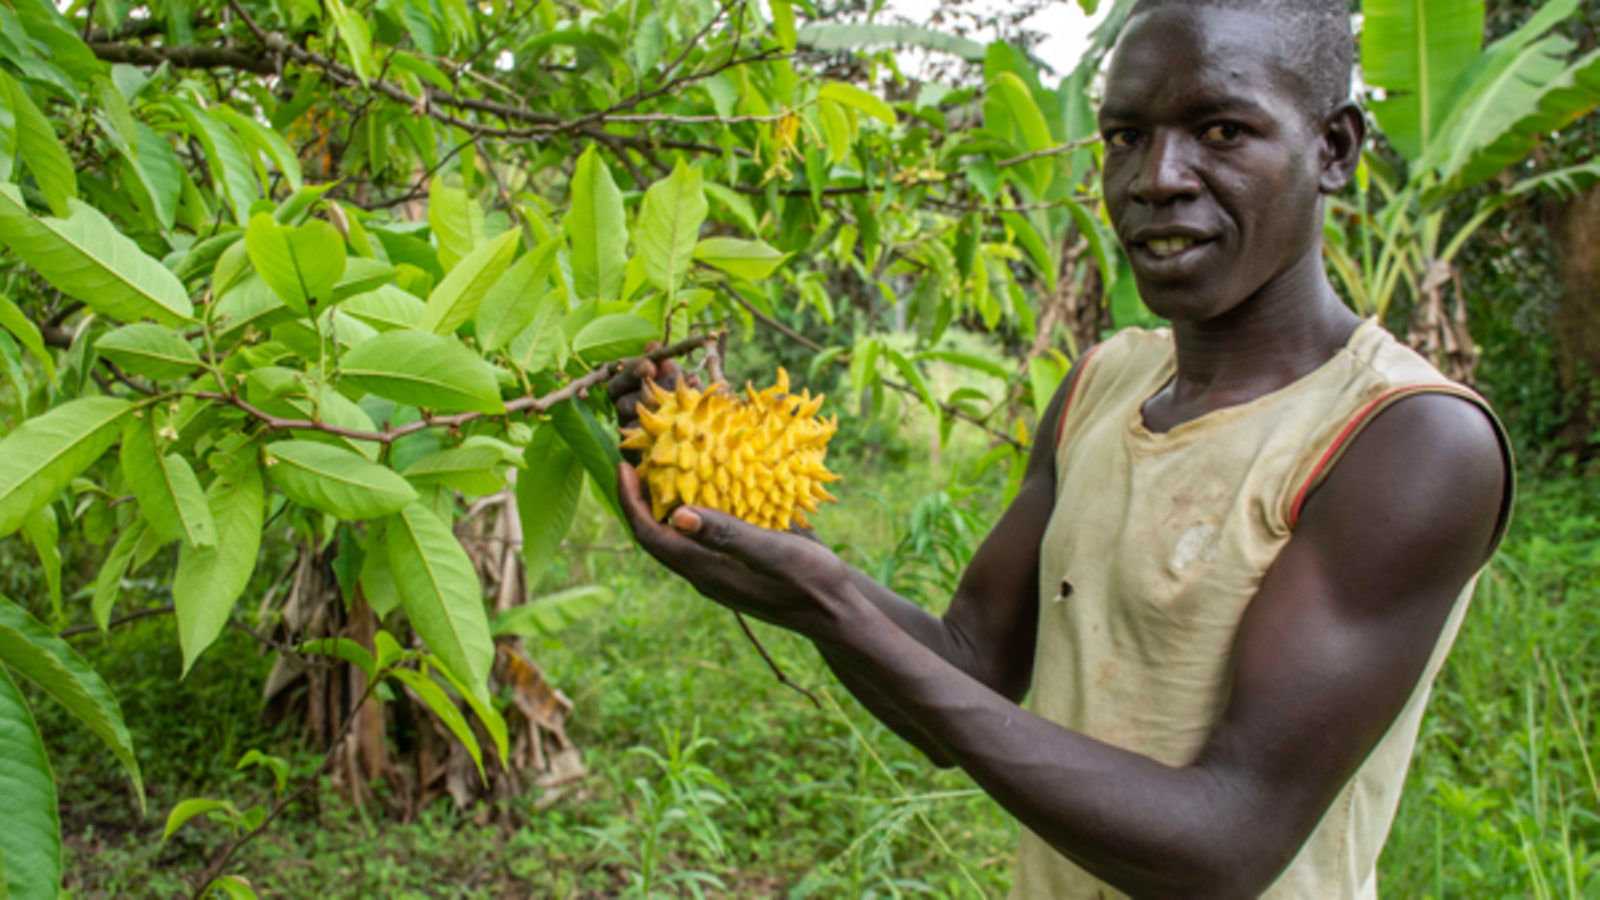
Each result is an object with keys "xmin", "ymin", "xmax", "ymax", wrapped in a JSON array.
[
  {"xmin": 1054, "ymin": 344, "xmax": 1103, "ymax": 448},
  {"xmin": 1287, "ymin": 385, "xmax": 1477, "ymax": 526}
]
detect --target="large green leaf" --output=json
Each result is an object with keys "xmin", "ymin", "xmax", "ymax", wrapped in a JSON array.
[
  {"xmin": 797, "ymin": 22, "xmax": 984, "ymax": 60},
  {"xmin": 637, "ymin": 161, "xmax": 707, "ymax": 300},
  {"xmin": 325, "ymin": 0, "xmax": 377, "ymax": 84},
  {"xmin": 0, "ymin": 596, "xmax": 143, "ymax": 808},
  {"xmin": 0, "ymin": 185, "xmax": 193, "ymax": 326},
  {"xmin": 401, "ymin": 446, "xmax": 504, "ymax": 494},
  {"xmin": 1427, "ymin": 46, "xmax": 1600, "ymax": 202},
  {"xmin": 548, "ymin": 397, "xmax": 623, "ymax": 521},
  {"xmin": 245, "ymin": 213, "xmax": 347, "ymax": 316},
  {"xmin": 476, "ymin": 239, "xmax": 558, "ymax": 352},
  {"xmin": 0, "ymin": 667, "xmax": 57, "ymax": 900},
  {"xmin": 172, "ymin": 453, "xmax": 264, "ymax": 674},
  {"xmin": 818, "ymin": 81, "xmax": 897, "ymax": 125},
  {"xmin": 989, "ymin": 72, "xmax": 1054, "ymax": 196},
  {"xmin": 387, "ymin": 668, "xmax": 483, "ymax": 782},
  {"xmin": 515, "ymin": 425, "xmax": 584, "ymax": 587},
  {"xmin": 167, "ymin": 98, "xmax": 260, "ymax": 222},
  {"xmin": 385, "ymin": 502, "xmax": 493, "ymax": 701},
  {"xmin": 563, "ymin": 146, "xmax": 628, "ymax": 301},
  {"xmin": 0, "ymin": 293, "xmax": 54, "ymax": 385},
  {"xmin": 92, "ymin": 521, "xmax": 146, "ymax": 633},
  {"xmin": 421, "ymin": 228, "xmax": 519, "ymax": 334},
  {"xmin": 1362, "ymin": 0, "xmax": 1485, "ymax": 161},
  {"xmin": 20, "ymin": 509, "xmax": 60, "ymax": 619},
  {"xmin": 491, "ymin": 585, "xmax": 612, "ymax": 637},
  {"xmin": 0, "ymin": 396, "xmax": 131, "ymax": 539},
  {"xmin": 120, "ymin": 417, "xmax": 215, "ymax": 549},
  {"xmin": 505, "ymin": 296, "xmax": 566, "ymax": 374},
  {"xmin": 0, "ymin": 70, "xmax": 74, "ymax": 218},
  {"xmin": 428, "ymin": 176, "xmax": 483, "ymax": 273},
  {"xmin": 570, "ymin": 314, "xmax": 657, "ymax": 364},
  {"xmin": 340, "ymin": 330, "xmax": 505, "ymax": 414},
  {"xmin": 95, "ymin": 323, "xmax": 201, "ymax": 380},
  {"xmin": 265, "ymin": 440, "xmax": 417, "ymax": 519},
  {"xmin": 342, "ymin": 285, "xmax": 426, "ymax": 332},
  {"xmin": 692, "ymin": 238, "xmax": 788, "ymax": 281}
]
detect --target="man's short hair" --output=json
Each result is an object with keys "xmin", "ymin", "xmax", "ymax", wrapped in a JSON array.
[{"xmin": 1127, "ymin": 0, "xmax": 1355, "ymax": 119}]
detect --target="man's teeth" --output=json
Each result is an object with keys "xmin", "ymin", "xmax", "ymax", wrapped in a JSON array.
[{"xmin": 1146, "ymin": 237, "xmax": 1197, "ymax": 257}]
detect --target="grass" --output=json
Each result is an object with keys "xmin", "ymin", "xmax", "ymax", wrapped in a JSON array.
[{"xmin": 29, "ymin": 426, "xmax": 1600, "ymax": 897}]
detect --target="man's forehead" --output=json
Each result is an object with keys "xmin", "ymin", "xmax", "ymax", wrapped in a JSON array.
[{"xmin": 1101, "ymin": 6, "xmax": 1311, "ymax": 118}]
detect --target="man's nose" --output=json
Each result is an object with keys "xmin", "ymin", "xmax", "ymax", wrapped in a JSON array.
[{"xmin": 1128, "ymin": 132, "xmax": 1202, "ymax": 205}]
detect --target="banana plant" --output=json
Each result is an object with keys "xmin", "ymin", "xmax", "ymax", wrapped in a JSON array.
[{"xmin": 1327, "ymin": 0, "xmax": 1600, "ymax": 378}]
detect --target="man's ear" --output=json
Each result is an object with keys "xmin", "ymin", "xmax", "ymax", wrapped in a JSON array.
[{"xmin": 1319, "ymin": 100, "xmax": 1366, "ymax": 194}]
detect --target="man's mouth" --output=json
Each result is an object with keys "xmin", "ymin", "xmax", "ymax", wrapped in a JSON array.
[{"xmin": 1143, "ymin": 237, "xmax": 1200, "ymax": 258}]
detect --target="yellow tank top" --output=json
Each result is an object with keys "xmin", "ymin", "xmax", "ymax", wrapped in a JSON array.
[{"xmin": 1012, "ymin": 320, "xmax": 1512, "ymax": 898}]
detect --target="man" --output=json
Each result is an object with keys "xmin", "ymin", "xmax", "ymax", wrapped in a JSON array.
[{"xmin": 609, "ymin": 0, "xmax": 1514, "ymax": 894}]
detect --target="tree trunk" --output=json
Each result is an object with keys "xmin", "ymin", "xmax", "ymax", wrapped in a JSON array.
[{"xmin": 1551, "ymin": 186, "xmax": 1600, "ymax": 459}]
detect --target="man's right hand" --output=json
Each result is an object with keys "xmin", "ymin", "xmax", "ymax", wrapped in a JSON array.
[{"xmin": 604, "ymin": 341, "xmax": 701, "ymax": 461}]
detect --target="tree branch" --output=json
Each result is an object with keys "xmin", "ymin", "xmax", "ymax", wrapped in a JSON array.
[
  {"xmin": 994, "ymin": 136, "xmax": 1100, "ymax": 169},
  {"xmin": 89, "ymin": 41, "xmax": 277, "ymax": 73},
  {"xmin": 192, "ymin": 334, "xmax": 721, "ymax": 444}
]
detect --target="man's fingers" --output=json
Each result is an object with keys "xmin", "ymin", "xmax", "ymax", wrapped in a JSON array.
[{"xmin": 669, "ymin": 506, "xmax": 788, "ymax": 575}]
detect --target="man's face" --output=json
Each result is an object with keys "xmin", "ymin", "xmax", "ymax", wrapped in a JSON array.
[{"xmin": 1098, "ymin": 6, "xmax": 1331, "ymax": 323}]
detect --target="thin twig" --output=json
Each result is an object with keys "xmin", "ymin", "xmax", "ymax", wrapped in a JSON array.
[
  {"xmin": 58, "ymin": 604, "xmax": 176, "ymax": 638},
  {"xmin": 733, "ymin": 611, "xmax": 820, "ymax": 708},
  {"xmin": 994, "ymin": 136, "xmax": 1100, "ymax": 169}
]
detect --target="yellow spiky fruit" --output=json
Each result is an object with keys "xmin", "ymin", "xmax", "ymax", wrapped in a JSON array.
[{"xmin": 619, "ymin": 368, "xmax": 840, "ymax": 531}]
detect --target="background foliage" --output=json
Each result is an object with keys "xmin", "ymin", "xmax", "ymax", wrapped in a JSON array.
[{"xmin": 0, "ymin": 0, "xmax": 1595, "ymax": 895}]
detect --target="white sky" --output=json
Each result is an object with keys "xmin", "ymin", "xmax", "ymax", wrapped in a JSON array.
[{"xmin": 881, "ymin": 0, "xmax": 1111, "ymax": 78}]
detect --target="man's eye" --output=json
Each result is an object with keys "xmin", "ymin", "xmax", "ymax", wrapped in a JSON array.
[
  {"xmin": 1105, "ymin": 130, "xmax": 1138, "ymax": 149},
  {"xmin": 1200, "ymin": 122, "xmax": 1244, "ymax": 142}
]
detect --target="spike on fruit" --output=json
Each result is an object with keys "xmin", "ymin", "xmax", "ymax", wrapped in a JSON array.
[{"xmin": 623, "ymin": 369, "xmax": 841, "ymax": 530}]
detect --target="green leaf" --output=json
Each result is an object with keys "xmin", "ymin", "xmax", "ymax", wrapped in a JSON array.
[
  {"xmin": 168, "ymin": 99, "xmax": 260, "ymax": 222},
  {"xmin": 1362, "ymin": 0, "xmax": 1485, "ymax": 161},
  {"xmin": 914, "ymin": 349, "xmax": 1010, "ymax": 381},
  {"xmin": 359, "ymin": 529, "xmax": 402, "ymax": 617},
  {"xmin": 796, "ymin": 24, "xmax": 985, "ymax": 61},
  {"xmin": 428, "ymin": 176, "xmax": 483, "ymax": 273},
  {"xmin": 0, "ymin": 596, "xmax": 142, "ymax": 809},
  {"xmin": 548, "ymin": 397, "xmax": 623, "ymax": 521},
  {"xmin": 297, "ymin": 637, "xmax": 376, "ymax": 680},
  {"xmin": 209, "ymin": 874, "xmax": 259, "ymax": 900},
  {"xmin": 161, "ymin": 798, "xmax": 235, "ymax": 840},
  {"xmin": 120, "ymin": 416, "xmax": 215, "ymax": 549},
  {"xmin": 989, "ymin": 72, "xmax": 1054, "ymax": 195},
  {"xmin": 0, "ymin": 70, "xmax": 74, "ymax": 217},
  {"xmin": 421, "ymin": 228, "xmax": 520, "ymax": 334},
  {"xmin": 692, "ymin": 238, "xmax": 788, "ymax": 281},
  {"xmin": 570, "ymin": 314, "xmax": 657, "ymax": 364},
  {"xmin": 818, "ymin": 81, "xmax": 897, "ymax": 125},
  {"xmin": 387, "ymin": 668, "xmax": 484, "ymax": 782},
  {"xmin": 0, "ymin": 396, "xmax": 131, "ymax": 539},
  {"xmin": 638, "ymin": 161, "xmax": 707, "ymax": 299},
  {"xmin": 1000, "ymin": 211, "xmax": 1056, "ymax": 294},
  {"xmin": 401, "ymin": 446, "xmax": 505, "ymax": 494},
  {"xmin": 265, "ymin": 440, "xmax": 418, "ymax": 519},
  {"xmin": 245, "ymin": 213, "xmax": 347, "ymax": 316},
  {"xmin": 0, "ymin": 185, "xmax": 194, "ymax": 326},
  {"xmin": 340, "ymin": 330, "xmax": 504, "ymax": 414},
  {"xmin": 505, "ymin": 296, "xmax": 566, "ymax": 374},
  {"xmin": 92, "ymin": 521, "xmax": 145, "ymax": 633},
  {"xmin": 214, "ymin": 106, "xmax": 305, "ymax": 194},
  {"xmin": 1028, "ymin": 355, "xmax": 1065, "ymax": 419},
  {"xmin": 0, "ymin": 667, "xmax": 58, "ymax": 900},
  {"xmin": 515, "ymin": 425, "xmax": 584, "ymax": 587},
  {"xmin": 235, "ymin": 749, "xmax": 289, "ymax": 796},
  {"xmin": 20, "ymin": 508, "xmax": 59, "ymax": 618},
  {"xmin": 0, "ymin": 294, "xmax": 54, "ymax": 385},
  {"xmin": 491, "ymin": 585, "xmax": 612, "ymax": 637},
  {"xmin": 476, "ymin": 240, "xmax": 558, "ymax": 352},
  {"xmin": 95, "ymin": 323, "xmax": 201, "ymax": 380},
  {"xmin": 563, "ymin": 146, "xmax": 628, "ymax": 301},
  {"xmin": 385, "ymin": 503, "xmax": 494, "ymax": 702},
  {"xmin": 342, "ymin": 285, "xmax": 426, "ymax": 332},
  {"xmin": 172, "ymin": 453, "xmax": 264, "ymax": 675},
  {"xmin": 703, "ymin": 182, "xmax": 761, "ymax": 235},
  {"xmin": 884, "ymin": 348, "xmax": 936, "ymax": 415}
]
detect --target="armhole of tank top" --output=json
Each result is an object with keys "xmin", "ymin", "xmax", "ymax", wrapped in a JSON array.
[
  {"xmin": 1287, "ymin": 385, "xmax": 1516, "ymax": 547},
  {"xmin": 1053, "ymin": 343, "xmax": 1104, "ymax": 449}
]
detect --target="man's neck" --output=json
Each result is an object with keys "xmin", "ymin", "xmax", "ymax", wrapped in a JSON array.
[{"xmin": 1149, "ymin": 253, "xmax": 1364, "ymax": 430}]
